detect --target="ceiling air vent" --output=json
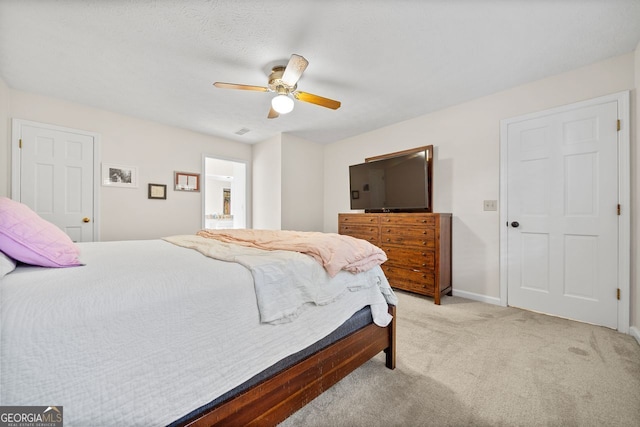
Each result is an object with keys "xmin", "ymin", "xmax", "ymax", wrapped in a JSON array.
[{"xmin": 234, "ymin": 127, "xmax": 251, "ymax": 136}]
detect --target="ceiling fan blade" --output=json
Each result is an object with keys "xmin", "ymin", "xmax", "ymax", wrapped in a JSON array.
[
  {"xmin": 268, "ymin": 106, "xmax": 279, "ymax": 119},
  {"xmin": 213, "ymin": 82, "xmax": 269, "ymax": 92},
  {"xmin": 281, "ymin": 54, "xmax": 309, "ymax": 87},
  {"xmin": 293, "ymin": 91, "xmax": 341, "ymax": 110}
]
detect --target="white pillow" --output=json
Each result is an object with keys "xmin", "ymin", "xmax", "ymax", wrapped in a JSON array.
[{"xmin": 0, "ymin": 251, "xmax": 17, "ymax": 278}]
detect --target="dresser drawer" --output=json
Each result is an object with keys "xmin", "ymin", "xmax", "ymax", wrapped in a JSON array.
[
  {"xmin": 339, "ymin": 225, "xmax": 379, "ymax": 243},
  {"xmin": 380, "ymin": 244, "xmax": 435, "ymax": 270},
  {"xmin": 338, "ymin": 214, "xmax": 380, "ymax": 226},
  {"xmin": 380, "ymin": 214, "xmax": 436, "ymax": 227},
  {"xmin": 380, "ymin": 227, "xmax": 435, "ymax": 247},
  {"xmin": 382, "ymin": 265, "xmax": 435, "ymax": 294}
]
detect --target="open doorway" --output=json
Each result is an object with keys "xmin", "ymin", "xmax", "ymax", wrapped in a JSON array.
[{"xmin": 203, "ymin": 156, "xmax": 247, "ymax": 229}]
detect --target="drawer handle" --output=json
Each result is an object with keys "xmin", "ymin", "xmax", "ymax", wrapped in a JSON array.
[
  {"xmin": 422, "ymin": 241, "xmax": 427, "ymax": 245},
  {"xmin": 422, "ymin": 231, "xmax": 427, "ymax": 235},
  {"xmin": 422, "ymin": 263, "xmax": 426, "ymax": 267},
  {"xmin": 422, "ymin": 220, "xmax": 427, "ymax": 223},
  {"xmin": 386, "ymin": 238, "xmax": 391, "ymax": 242}
]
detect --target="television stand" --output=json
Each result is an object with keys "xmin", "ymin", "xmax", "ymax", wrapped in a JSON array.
[{"xmin": 338, "ymin": 212, "xmax": 452, "ymax": 304}]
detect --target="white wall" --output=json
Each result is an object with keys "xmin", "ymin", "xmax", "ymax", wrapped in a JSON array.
[
  {"xmin": 6, "ymin": 90, "xmax": 252, "ymax": 241},
  {"xmin": 281, "ymin": 134, "xmax": 324, "ymax": 231},
  {"xmin": 252, "ymin": 135, "xmax": 282, "ymax": 229},
  {"xmin": 633, "ymin": 42, "xmax": 640, "ymax": 335},
  {"xmin": 324, "ymin": 53, "xmax": 636, "ymax": 306},
  {"xmin": 230, "ymin": 161, "xmax": 247, "ymax": 228},
  {"xmin": 0, "ymin": 77, "xmax": 10, "ymax": 196},
  {"xmin": 252, "ymin": 133, "xmax": 325, "ymax": 231}
]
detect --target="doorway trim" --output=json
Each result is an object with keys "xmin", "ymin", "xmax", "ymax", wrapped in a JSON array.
[
  {"xmin": 11, "ymin": 119, "xmax": 102, "ymax": 241},
  {"xmin": 499, "ymin": 91, "xmax": 630, "ymax": 333}
]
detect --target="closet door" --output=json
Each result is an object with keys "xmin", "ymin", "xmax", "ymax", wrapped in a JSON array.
[
  {"xmin": 14, "ymin": 119, "xmax": 97, "ymax": 242},
  {"xmin": 503, "ymin": 97, "xmax": 622, "ymax": 329}
]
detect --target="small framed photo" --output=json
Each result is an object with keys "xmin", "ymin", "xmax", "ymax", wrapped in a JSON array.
[
  {"xmin": 174, "ymin": 171, "xmax": 200, "ymax": 192},
  {"xmin": 102, "ymin": 163, "xmax": 138, "ymax": 188},
  {"xmin": 148, "ymin": 183, "xmax": 167, "ymax": 200}
]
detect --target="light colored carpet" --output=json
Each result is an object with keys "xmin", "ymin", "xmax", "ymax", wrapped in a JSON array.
[{"xmin": 280, "ymin": 291, "xmax": 640, "ymax": 426}]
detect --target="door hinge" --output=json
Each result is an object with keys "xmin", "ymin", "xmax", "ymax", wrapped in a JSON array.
[
  {"xmin": 617, "ymin": 288, "xmax": 621, "ymax": 300},
  {"xmin": 617, "ymin": 119, "xmax": 621, "ymax": 131},
  {"xmin": 617, "ymin": 204, "xmax": 621, "ymax": 215},
  {"xmin": 19, "ymin": 138, "xmax": 22, "ymax": 149}
]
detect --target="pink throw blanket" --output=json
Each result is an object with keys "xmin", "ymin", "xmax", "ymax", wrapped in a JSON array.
[{"xmin": 196, "ymin": 229, "xmax": 387, "ymax": 277}]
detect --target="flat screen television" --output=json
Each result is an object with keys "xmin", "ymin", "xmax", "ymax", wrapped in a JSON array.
[{"xmin": 349, "ymin": 146, "xmax": 432, "ymax": 213}]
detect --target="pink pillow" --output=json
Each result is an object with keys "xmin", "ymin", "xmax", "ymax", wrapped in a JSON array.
[{"xmin": 0, "ymin": 197, "xmax": 82, "ymax": 267}]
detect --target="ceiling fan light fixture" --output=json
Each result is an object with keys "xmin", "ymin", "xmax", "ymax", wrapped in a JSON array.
[
  {"xmin": 213, "ymin": 54, "xmax": 341, "ymax": 119},
  {"xmin": 271, "ymin": 94, "xmax": 294, "ymax": 114}
]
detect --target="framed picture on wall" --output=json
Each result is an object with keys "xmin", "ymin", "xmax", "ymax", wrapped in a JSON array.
[
  {"xmin": 102, "ymin": 163, "xmax": 138, "ymax": 188},
  {"xmin": 148, "ymin": 183, "xmax": 167, "ymax": 200},
  {"xmin": 174, "ymin": 171, "xmax": 200, "ymax": 192}
]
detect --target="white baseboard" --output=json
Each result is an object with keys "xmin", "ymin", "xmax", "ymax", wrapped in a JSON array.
[
  {"xmin": 630, "ymin": 326, "xmax": 640, "ymax": 346},
  {"xmin": 451, "ymin": 289, "xmax": 502, "ymax": 306}
]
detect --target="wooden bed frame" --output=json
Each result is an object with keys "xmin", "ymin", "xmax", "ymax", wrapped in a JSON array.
[{"xmin": 178, "ymin": 305, "xmax": 396, "ymax": 426}]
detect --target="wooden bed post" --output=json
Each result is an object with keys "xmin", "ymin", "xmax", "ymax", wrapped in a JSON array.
[{"xmin": 385, "ymin": 304, "xmax": 396, "ymax": 369}]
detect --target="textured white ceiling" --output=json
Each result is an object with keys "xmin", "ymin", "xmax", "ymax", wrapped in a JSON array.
[{"xmin": 1, "ymin": 0, "xmax": 639, "ymax": 144}]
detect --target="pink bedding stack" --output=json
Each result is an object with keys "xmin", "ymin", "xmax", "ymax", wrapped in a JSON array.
[{"xmin": 197, "ymin": 228, "xmax": 387, "ymax": 277}]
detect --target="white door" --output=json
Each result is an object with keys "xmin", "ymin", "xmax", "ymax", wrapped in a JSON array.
[
  {"xmin": 504, "ymin": 99, "xmax": 620, "ymax": 329},
  {"xmin": 13, "ymin": 120, "xmax": 97, "ymax": 242}
]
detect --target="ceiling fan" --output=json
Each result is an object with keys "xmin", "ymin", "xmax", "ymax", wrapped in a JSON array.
[{"xmin": 213, "ymin": 54, "xmax": 341, "ymax": 119}]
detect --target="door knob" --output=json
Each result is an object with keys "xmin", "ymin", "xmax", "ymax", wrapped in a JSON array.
[
  {"xmin": 82, "ymin": 217, "xmax": 90, "ymax": 223},
  {"xmin": 511, "ymin": 221, "xmax": 520, "ymax": 228}
]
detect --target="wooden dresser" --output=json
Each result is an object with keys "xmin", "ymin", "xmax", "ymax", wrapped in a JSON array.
[{"xmin": 338, "ymin": 212, "xmax": 452, "ymax": 304}]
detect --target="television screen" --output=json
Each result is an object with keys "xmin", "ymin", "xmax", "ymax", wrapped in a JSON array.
[{"xmin": 349, "ymin": 150, "xmax": 429, "ymax": 212}]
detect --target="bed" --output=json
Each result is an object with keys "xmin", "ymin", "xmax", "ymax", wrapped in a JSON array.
[{"xmin": 0, "ymin": 197, "xmax": 397, "ymax": 426}]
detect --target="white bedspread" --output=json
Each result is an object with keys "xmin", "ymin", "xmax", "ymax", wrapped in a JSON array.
[
  {"xmin": 164, "ymin": 234, "xmax": 395, "ymax": 325},
  {"xmin": 0, "ymin": 240, "xmax": 395, "ymax": 426}
]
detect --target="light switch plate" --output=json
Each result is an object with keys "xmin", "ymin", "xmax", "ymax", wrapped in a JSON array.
[{"xmin": 483, "ymin": 200, "xmax": 497, "ymax": 211}]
